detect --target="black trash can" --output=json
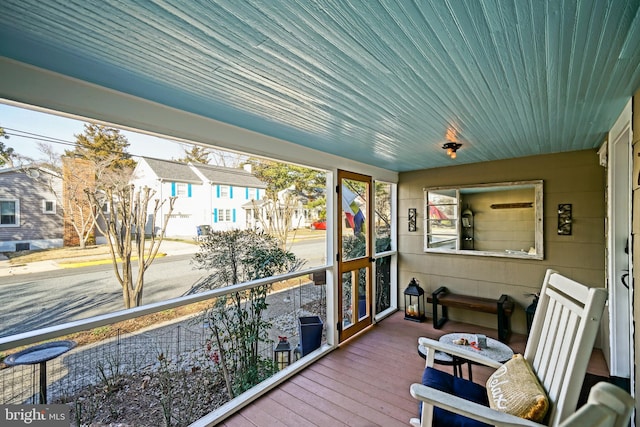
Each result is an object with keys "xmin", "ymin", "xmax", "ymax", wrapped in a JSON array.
[{"xmin": 298, "ymin": 316, "xmax": 323, "ymax": 357}]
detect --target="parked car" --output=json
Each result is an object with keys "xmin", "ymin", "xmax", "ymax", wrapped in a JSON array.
[{"xmin": 310, "ymin": 220, "xmax": 326, "ymax": 230}]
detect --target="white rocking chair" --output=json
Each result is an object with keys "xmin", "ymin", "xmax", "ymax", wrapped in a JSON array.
[
  {"xmin": 410, "ymin": 269, "xmax": 608, "ymax": 427},
  {"xmin": 559, "ymin": 382, "xmax": 633, "ymax": 427}
]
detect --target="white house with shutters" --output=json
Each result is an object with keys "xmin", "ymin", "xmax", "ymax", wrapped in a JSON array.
[{"xmin": 131, "ymin": 157, "xmax": 267, "ymax": 238}]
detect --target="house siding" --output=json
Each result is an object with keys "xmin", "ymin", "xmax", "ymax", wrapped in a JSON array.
[
  {"xmin": 0, "ymin": 168, "xmax": 63, "ymax": 251},
  {"xmin": 398, "ymin": 149, "xmax": 605, "ymax": 335},
  {"xmin": 130, "ymin": 158, "xmax": 267, "ymax": 237}
]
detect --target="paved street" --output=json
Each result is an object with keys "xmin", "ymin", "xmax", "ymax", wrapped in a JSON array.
[
  {"xmin": 0, "ymin": 236, "xmax": 326, "ymax": 337},
  {"xmin": 0, "ymin": 254, "xmax": 205, "ymax": 337}
]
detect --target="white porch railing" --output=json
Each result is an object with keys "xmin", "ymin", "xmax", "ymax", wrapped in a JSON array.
[{"xmin": 0, "ymin": 266, "xmax": 331, "ymax": 426}]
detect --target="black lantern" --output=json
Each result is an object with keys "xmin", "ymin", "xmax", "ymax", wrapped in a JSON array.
[
  {"xmin": 404, "ymin": 278, "xmax": 425, "ymax": 322},
  {"xmin": 274, "ymin": 336, "xmax": 292, "ymax": 370}
]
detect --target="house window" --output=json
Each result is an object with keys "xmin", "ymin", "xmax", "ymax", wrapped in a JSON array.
[
  {"xmin": 220, "ymin": 185, "xmax": 230, "ymax": 198},
  {"xmin": 247, "ymin": 188, "xmax": 256, "ymax": 200},
  {"xmin": 176, "ymin": 183, "xmax": 188, "ymax": 197},
  {"xmin": 216, "ymin": 209, "xmax": 233, "ymax": 222},
  {"xmin": 171, "ymin": 182, "xmax": 192, "ymax": 197},
  {"xmin": 43, "ymin": 200, "xmax": 56, "ymax": 214},
  {"xmin": 0, "ymin": 200, "xmax": 19, "ymax": 226}
]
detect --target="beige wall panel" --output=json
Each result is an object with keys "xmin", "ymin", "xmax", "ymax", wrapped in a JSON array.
[
  {"xmin": 544, "ymin": 242, "xmax": 604, "ymax": 270},
  {"xmin": 563, "ymin": 268, "xmax": 606, "ymax": 288},
  {"xmin": 545, "ymin": 191, "xmax": 606, "ymax": 219},
  {"xmin": 397, "ymin": 234, "xmax": 423, "ymax": 254},
  {"xmin": 398, "ymin": 197, "xmax": 422, "ymax": 214},
  {"xmin": 399, "ymin": 149, "xmax": 605, "ymax": 335},
  {"xmin": 544, "ymin": 166, "xmax": 606, "ymax": 193},
  {"xmin": 573, "ymin": 218, "xmax": 607, "ymax": 243}
]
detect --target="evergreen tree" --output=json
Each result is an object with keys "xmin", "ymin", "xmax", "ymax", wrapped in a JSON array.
[
  {"xmin": 176, "ymin": 144, "xmax": 211, "ymax": 164},
  {"xmin": 246, "ymin": 158, "xmax": 325, "ymax": 201},
  {"xmin": 67, "ymin": 123, "xmax": 136, "ymax": 170},
  {"xmin": 0, "ymin": 126, "xmax": 15, "ymax": 167}
]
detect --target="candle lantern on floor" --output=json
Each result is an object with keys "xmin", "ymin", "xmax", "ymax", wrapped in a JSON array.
[
  {"xmin": 274, "ymin": 336, "xmax": 292, "ymax": 370},
  {"xmin": 404, "ymin": 278, "xmax": 425, "ymax": 322}
]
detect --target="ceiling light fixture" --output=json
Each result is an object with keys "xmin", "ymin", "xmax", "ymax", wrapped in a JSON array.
[{"xmin": 442, "ymin": 142, "xmax": 462, "ymax": 159}]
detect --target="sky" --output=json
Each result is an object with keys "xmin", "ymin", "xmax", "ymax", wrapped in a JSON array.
[{"xmin": 0, "ymin": 100, "xmax": 188, "ymax": 163}]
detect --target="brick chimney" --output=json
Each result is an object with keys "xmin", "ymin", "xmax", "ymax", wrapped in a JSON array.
[{"xmin": 62, "ymin": 157, "xmax": 96, "ymax": 247}]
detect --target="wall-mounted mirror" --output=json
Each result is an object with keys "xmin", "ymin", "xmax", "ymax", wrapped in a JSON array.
[{"xmin": 423, "ymin": 180, "xmax": 543, "ymax": 259}]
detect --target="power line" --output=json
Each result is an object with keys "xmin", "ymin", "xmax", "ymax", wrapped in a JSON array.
[
  {"xmin": 2, "ymin": 125, "xmax": 242, "ymax": 164},
  {"xmin": 2, "ymin": 126, "xmax": 176, "ymax": 158},
  {"xmin": 3, "ymin": 127, "xmax": 77, "ymax": 149},
  {"xmin": 4, "ymin": 127, "xmax": 74, "ymax": 145}
]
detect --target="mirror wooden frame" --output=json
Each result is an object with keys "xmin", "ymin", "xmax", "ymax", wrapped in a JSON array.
[{"xmin": 423, "ymin": 180, "xmax": 544, "ymax": 260}]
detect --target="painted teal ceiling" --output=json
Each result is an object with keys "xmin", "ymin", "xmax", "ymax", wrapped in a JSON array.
[{"xmin": 1, "ymin": 1, "xmax": 640, "ymax": 172}]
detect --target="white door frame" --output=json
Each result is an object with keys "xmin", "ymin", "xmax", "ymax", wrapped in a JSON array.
[{"xmin": 606, "ymin": 99, "xmax": 633, "ymax": 383}]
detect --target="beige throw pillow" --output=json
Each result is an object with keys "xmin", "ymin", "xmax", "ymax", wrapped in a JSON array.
[{"xmin": 486, "ymin": 354, "xmax": 549, "ymax": 422}]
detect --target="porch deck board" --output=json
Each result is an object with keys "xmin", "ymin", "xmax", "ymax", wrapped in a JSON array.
[{"xmin": 221, "ymin": 311, "xmax": 607, "ymax": 426}]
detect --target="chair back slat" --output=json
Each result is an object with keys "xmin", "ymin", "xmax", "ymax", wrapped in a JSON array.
[
  {"xmin": 546, "ymin": 311, "xmax": 579, "ymax": 403},
  {"xmin": 532, "ymin": 298, "xmax": 559, "ymax": 378},
  {"xmin": 524, "ymin": 269, "xmax": 607, "ymax": 426}
]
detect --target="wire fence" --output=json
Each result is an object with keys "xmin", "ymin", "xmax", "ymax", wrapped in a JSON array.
[{"xmin": 0, "ymin": 279, "xmax": 326, "ymax": 425}]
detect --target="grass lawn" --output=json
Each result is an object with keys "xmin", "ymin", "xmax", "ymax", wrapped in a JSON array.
[{"xmin": 2, "ymin": 238, "xmax": 197, "ymax": 264}]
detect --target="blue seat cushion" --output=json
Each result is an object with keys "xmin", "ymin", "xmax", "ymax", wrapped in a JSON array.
[{"xmin": 420, "ymin": 367, "xmax": 492, "ymax": 427}]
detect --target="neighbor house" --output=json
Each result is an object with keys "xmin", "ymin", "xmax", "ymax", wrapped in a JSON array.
[
  {"xmin": 131, "ymin": 157, "xmax": 267, "ymax": 237},
  {"xmin": 0, "ymin": 166, "xmax": 63, "ymax": 252}
]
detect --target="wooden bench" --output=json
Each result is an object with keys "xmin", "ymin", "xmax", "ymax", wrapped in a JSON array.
[{"xmin": 427, "ymin": 286, "xmax": 514, "ymax": 342}]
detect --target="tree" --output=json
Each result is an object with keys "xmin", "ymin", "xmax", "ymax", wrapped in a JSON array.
[
  {"xmin": 244, "ymin": 158, "xmax": 326, "ymax": 249},
  {"xmin": 192, "ymin": 230, "xmax": 303, "ymax": 398},
  {"xmin": 175, "ymin": 144, "xmax": 246, "ymax": 167},
  {"xmin": 35, "ymin": 142, "xmax": 62, "ymax": 173},
  {"xmin": 176, "ymin": 144, "xmax": 211, "ymax": 164},
  {"xmin": 208, "ymin": 148, "xmax": 245, "ymax": 168},
  {"xmin": 53, "ymin": 124, "xmax": 137, "ymax": 248},
  {"xmin": 0, "ymin": 126, "xmax": 16, "ymax": 168},
  {"xmin": 192, "ymin": 230, "xmax": 304, "ymax": 290},
  {"xmin": 88, "ymin": 182, "xmax": 176, "ymax": 309},
  {"xmin": 67, "ymin": 123, "xmax": 136, "ymax": 170}
]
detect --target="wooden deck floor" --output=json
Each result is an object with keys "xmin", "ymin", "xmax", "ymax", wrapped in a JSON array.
[{"xmin": 220, "ymin": 311, "xmax": 608, "ymax": 427}]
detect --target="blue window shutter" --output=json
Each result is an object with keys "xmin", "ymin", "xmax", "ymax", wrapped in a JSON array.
[
  {"xmin": 187, "ymin": 184, "xmax": 192, "ymax": 197},
  {"xmin": 230, "ymin": 186, "xmax": 234, "ymax": 199},
  {"xmin": 171, "ymin": 182, "xmax": 176, "ymax": 196},
  {"xmin": 245, "ymin": 188, "xmax": 249, "ymax": 199},
  {"xmin": 256, "ymin": 189, "xmax": 260, "ymax": 200},
  {"xmin": 232, "ymin": 209, "xmax": 236, "ymax": 222},
  {"xmin": 213, "ymin": 208, "xmax": 218, "ymax": 223},
  {"xmin": 216, "ymin": 185, "xmax": 220, "ymax": 198}
]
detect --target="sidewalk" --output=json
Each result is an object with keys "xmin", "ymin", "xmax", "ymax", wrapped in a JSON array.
[{"xmin": 0, "ymin": 240, "xmax": 199, "ymax": 277}]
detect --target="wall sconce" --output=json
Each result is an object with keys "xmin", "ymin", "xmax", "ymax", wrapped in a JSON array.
[
  {"xmin": 408, "ymin": 208, "xmax": 417, "ymax": 232},
  {"xmin": 557, "ymin": 204, "xmax": 572, "ymax": 235},
  {"xmin": 442, "ymin": 142, "xmax": 462, "ymax": 159}
]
